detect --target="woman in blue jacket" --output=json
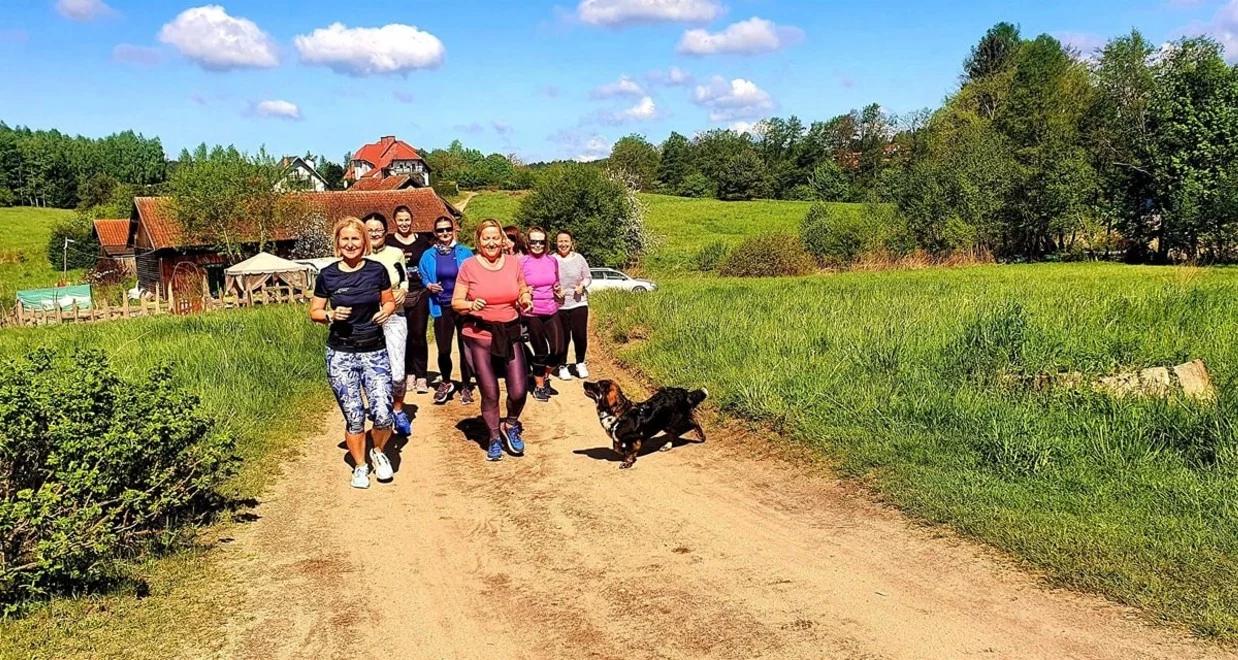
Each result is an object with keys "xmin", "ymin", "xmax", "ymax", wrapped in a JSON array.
[{"xmin": 419, "ymin": 215, "xmax": 475, "ymax": 405}]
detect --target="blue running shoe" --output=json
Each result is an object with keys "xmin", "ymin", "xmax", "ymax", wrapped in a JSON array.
[
  {"xmin": 503, "ymin": 420, "xmax": 525, "ymax": 456},
  {"xmin": 393, "ymin": 410, "xmax": 412, "ymax": 436},
  {"xmin": 487, "ymin": 437, "xmax": 503, "ymax": 461}
]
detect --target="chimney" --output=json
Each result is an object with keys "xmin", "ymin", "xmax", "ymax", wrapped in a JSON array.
[{"xmin": 380, "ymin": 135, "xmax": 395, "ymax": 145}]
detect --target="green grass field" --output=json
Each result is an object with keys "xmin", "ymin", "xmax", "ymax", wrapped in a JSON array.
[
  {"xmin": 0, "ymin": 304, "xmax": 332, "ymax": 658},
  {"xmin": 592, "ymin": 262, "xmax": 1238, "ymax": 637},
  {"xmin": 460, "ymin": 191, "xmax": 859, "ymax": 275},
  {"xmin": 0, "ymin": 207, "xmax": 84, "ymax": 311}
]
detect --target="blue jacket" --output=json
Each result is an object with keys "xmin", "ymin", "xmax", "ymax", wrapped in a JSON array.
[{"xmin": 418, "ymin": 243, "xmax": 474, "ymax": 318}]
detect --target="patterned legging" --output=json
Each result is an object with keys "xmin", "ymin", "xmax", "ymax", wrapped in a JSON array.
[
  {"xmin": 326, "ymin": 347, "xmax": 394, "ymax": 434},
  {"xmin": 464, "ymin": 333, "xmax": 528, "ymax": 440}
]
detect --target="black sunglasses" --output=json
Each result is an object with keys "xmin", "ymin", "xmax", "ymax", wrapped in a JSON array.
[
  {"xmin": 529, "ymin": 239, "xmax": 546, "ymax": 245},
  {"xmin": 434, "ymin": 227, "xmax": 454, "ymax": 234}
]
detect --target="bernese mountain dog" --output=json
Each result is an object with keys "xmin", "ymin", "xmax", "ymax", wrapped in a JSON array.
[{"xmin": 582, "ymin": 379, "xmax": 708, "ymax": 469}]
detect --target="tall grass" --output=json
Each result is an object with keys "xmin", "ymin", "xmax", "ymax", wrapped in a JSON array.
[
  {"xmin": 592, "ymin": 262, "xmax": 1238, "ymax": 636},
  {"xmin": 0, "ymin": 304, "xmax": 331, "ymax": 658}
]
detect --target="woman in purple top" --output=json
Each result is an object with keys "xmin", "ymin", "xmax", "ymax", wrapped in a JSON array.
[{"xmin": 520, "ymin": 227, "xmax": 564, "ymax": 402}]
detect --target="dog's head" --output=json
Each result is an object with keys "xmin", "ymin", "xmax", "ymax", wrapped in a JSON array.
[{"xmin": 582, "ymin": 379, "xmax": 629, "ymax": 414}]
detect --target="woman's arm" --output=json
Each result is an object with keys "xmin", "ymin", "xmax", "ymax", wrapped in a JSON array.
[
  {"xmin": 579, "ymin": 255, "xmax": 592, "ymax": 289},
  {"xmin": 451, "ymin": 264, "xmax": 474, "ymax": 314},
  {"xmin": 372, "ymin": 288, "xmax": 396, "ymax": 324},
  {"xmin": 309, "ymin": 296, "xmax": 331, "ymax": 324},
  {"xmin": 516, "ymin": 264, "xmax": 533, "ymax": 313}
]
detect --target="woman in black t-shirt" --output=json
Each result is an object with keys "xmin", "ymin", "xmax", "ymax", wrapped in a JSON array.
[
  {"xmin": 388, "ymin": 205, "xmax": 435, "ymax": 394},
  {"xmin": 309, "ymin": 217, "xmax": 398, "ymax": 490}
]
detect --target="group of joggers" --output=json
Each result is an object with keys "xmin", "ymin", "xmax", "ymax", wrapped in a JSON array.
[{"xmin": 309, "ymin": 210, "xmax": 593, "ymax": 488}]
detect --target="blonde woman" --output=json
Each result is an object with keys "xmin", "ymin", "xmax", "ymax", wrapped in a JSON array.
[{"xmin": 309, "ymin": 217, "xmax": 398, "ymax": 489}]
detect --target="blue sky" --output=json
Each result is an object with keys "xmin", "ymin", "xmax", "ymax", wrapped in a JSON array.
[{"xmin": 0, "ymin": 0, "xmax": 1234, "ymax": 163}]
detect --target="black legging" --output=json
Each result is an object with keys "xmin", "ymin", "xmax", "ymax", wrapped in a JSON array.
[
  {"xmin": 558, "ymin": 306, "xmax": 588, "ymax": 364},
  {"xmin": 464, "ymin": 333, "xmax": 528, "ymax": 441},
  {"xmin": 434, "ymin": 306, "xmax": 472, "ymax": 386},
  {"xmin": 404, "ymin": 290, "xmax": 430, "ymax": 379},
  {"xmin": 525, "ymin": 313, "xmax": 564, "ymax": 371}
]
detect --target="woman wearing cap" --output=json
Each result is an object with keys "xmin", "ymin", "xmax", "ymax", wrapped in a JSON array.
[
  {"xmin": 418, "ymin": 215, "xmax": 475, "ymax": 405},
  {"xmin": 363, "ymin": 213, "xmax": 413, "ymax": 436},
  {"xmin": 388, "ymin": 205, "xmax": 435, "ymax": 395},
  {"xmin": 452, "ymin": 219, "xmax": 534, "ymax": 461},
  {"xmin": 520, "ymin": 227, "xmax": 564, "ymax": 402},
  {"xmin": 309, "ymin": 217, "xmax": 398, "ymax": 489},
  {"xmin": 553, "ymin": 230, "xmax": 592, "ymax": 380}
]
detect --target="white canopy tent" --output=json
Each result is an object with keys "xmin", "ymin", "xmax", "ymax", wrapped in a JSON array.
[{"xmin": 224, "ymin": 251, "xmax": 313, "ymax": 296}]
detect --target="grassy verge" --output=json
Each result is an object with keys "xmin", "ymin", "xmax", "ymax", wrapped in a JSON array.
[
  {"xmin": 0, "ymin": 207, "xmax": 84, "ymax": 310},
  {"xmin": 592, "ymin": 262, "xmax": 1238, "ymax": 637},
  {"xmin": 0, "ymin": 304, "xmax": 331, "ymax": 658}
]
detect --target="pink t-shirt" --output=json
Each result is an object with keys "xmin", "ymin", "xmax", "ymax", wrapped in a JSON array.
[
  {"xmin": 456, "ymin": 254, "xmax": 522, "ymax": 340},
  {"xmin": 519, "ymin": 253, "xmax": 559, "ymax": 317}
]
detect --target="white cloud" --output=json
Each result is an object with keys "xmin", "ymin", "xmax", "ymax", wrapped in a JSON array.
[
  {"xmin": 591, "ymin": 75, "xmax": 645, "ymax": 98},
  {"xmin": 56, "ymin": 0, "xmax": 116, "ymax": 21},
  {"xmin": 577, "ymin": 0, "xmax": 722, "ymax": 26},
  {"xmin": 607, "ymin": 96, "xmax": 658, "ymax": 123},
  {"xmin": 647, "ymin": 65, "xmax": 693, "ymax": 86},
  {"xmin": 254, "ymin": 99, "xmax": 301, "ymax": 120},
  {"xmin": 549, "ymin": 129, "xmax": 612, "ymax": 161},
  {"xmin": 112, "ymin": 44, "xmax": 160, "ymax": 66},
  {"xmin": 692, "ymin": 75, "xmax": 774, "ymax": 121},
  {"xmin": 575, "ymin": 136, "xmax": 612, "ymax": 161},
  {"xmin": 295, "ymin": 22, "xmax": 445, "ymax": 76},
  {"xmin": 158, "ymin": 5, "xmax": 278, "ymax": 71},
  {"xmin": 728, "ymin": 120, "xmax": 757, "ymax": 134},
  {"xmin": 678, "ymin": 17, "xmax": 803, "ymax": 56}
]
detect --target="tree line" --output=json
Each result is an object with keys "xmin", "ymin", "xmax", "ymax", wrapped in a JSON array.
[{"xmin": 602, "ymin": 25, "xmax": 1238, "ymax": 264}]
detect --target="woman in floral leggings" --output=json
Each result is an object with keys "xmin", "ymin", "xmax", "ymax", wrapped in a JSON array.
[{"xmin": 309, "ymin": 217, "xmax": 399, "ymax": 489}]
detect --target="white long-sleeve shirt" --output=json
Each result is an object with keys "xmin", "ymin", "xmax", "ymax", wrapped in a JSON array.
[{"xmin": 554, "ymin": 251, "xmax": 592, "ymax": 309}]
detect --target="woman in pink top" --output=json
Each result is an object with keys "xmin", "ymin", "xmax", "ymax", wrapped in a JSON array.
[
  {"xmin": 520, "ymin": 227, "xmax": 565, "ymax": 402},
  {"xmin": 452, "ymin": 219, "xmax": 534, "ymax": 461}
]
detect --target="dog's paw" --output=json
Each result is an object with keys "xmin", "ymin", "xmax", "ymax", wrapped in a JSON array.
[
  {"xmin": 619, "ymin": 460, "xmax": 635, "ymax": 469},
  {"xmin": 659, "ymin": 441, "xmax": 673, "ymax": 452}
]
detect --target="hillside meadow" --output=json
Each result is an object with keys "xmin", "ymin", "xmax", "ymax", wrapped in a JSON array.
[
  {"xmin": 0, "ymin": 207, "xmax": 83, "ymax": 310},
  {"xmin": 592, "ymin": 262, "xmax": 1238, "ymax": 637}
]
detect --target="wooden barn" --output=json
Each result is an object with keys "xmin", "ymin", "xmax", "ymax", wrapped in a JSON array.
[
  {"xmin": 128, "ymin": 188, "xmax": 460, "ymax": 296},
  {"xmin": 91, "ymin": 217, "xmax": 136, "ymax": 273}
]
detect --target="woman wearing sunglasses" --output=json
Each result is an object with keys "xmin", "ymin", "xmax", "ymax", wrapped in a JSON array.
[
  {"xmin": 519, "ymin": 227, "xmax": 564, "ymax": 402},
  {"xmin": 418, "ymin": 215, "xmax": 475, "ymax": 405}
]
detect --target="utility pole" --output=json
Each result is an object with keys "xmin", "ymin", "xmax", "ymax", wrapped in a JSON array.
[{"xmin": 62, "ymin": 237, "xmax": 75, "ymax": 285}]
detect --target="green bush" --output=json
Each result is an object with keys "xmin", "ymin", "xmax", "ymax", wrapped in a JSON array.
[
  {"xmin": 0, "ymin": 188, "xmax": 14, "ymax": 207},
  {"xmin": 45, "ymin": 215, "xmax": 100, "ymax": 271},
  {"xmin": 675, "ymin": 172, "xmax": 715, "ymax": 198},
  {"xmin": 0, "ymin": 349, "xmax": 237, "ymax": 612},
  {"xmin": 516, "ymin": 164, "xmax": 649, "ymax": 267},
  {"xmin": 718, "ymin": 233, "xmax": 816, "ymax": 277},
  {"xmin": 694, "ymin": 241, "xmax": 730, "ymax": 271},
  {"xmin": 799, "ymin": 202, "xmax": 913, "ymax": 267},
  {"xmin": 432, "ymin": 180, "xmax": 460, "ymax": 198}
]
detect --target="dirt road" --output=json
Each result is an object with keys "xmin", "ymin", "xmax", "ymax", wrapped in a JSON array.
[{"xmin": 216, "ymin": 348, "xmax": 1231, "ymax": 659}]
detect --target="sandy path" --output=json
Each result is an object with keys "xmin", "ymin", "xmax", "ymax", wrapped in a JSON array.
[{"xmin": 215, "ymin": 345, "xmax": 1232, "ymax": 659}]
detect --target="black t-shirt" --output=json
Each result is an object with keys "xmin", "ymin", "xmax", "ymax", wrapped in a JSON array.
[
  {"xmin": 313, "ymin": 260, "xmax": 393, "ymax": 352},
  {"xmin": 390, "ymin": 232, "xmax": 435, "ymax": 291}
]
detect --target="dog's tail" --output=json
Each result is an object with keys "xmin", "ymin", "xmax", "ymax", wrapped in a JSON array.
[{"xmin": 689, "ymin": 388, "xmax": 708, "ymax": 408}]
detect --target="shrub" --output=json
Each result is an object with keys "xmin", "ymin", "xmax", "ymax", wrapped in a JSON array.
[
  {"xmin": 0, "ymin": 188, "xmax": 14, "ymax": 207},
  {"xmin": 676, "ymin": 172, "xmax": 715, "ymax": 198},
  {"xmin": 800, "ymin": 202, "xmax": 914, "ymax": 267},
  {"xmin": 516, "ymin": 164, "xmax": 650, "ymax": 267},
  {"xmin": 718, "ymin": 233, "xmax": 816, "ymax": 277},
  {"xmin": 0, "ymin": 349, "xmax": 237, "ymax": 611},
  {"xmin": 46, "ymin": 215, "xmax": 100, "ymax": 271},
  {"xmin": 432, "ymin": 180, "xmax": 460, "ymax": 198},
  {"xmin": 694, "ymin": 241, "xmax": 730, "ymax": 271}
]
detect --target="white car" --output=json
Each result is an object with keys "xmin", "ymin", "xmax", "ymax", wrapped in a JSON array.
[{"xmin": 589, "ymin": 268, "xmax": 656, "ymax": 293}]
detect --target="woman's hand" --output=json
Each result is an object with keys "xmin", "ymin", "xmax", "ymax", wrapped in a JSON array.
[
  {"xmin": 427, "ymin": 282, "xmax": 444, "ymax": 294},
  {"xmin": 392, "ymin": 288, "xmax": 407, "ymax": 306},
  {"xmin": 470, "ymin": 297, "xmax": 487, "ymax": 313},
  {"xmin": 332, "ymin": 306, "xmax": 352, "ymax": 322},
  {"xmin": 574, "ymin": 284, "xmax": 585, "ymax": 296},
  {"xmin": 518, "ymin": 294, "xmax": 533, "ymax": 314},
  {"xmin": 372, "ymin": 308, "xmax": 392, "ymax": 325}
]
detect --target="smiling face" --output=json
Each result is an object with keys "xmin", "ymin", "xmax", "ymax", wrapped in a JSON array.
[
  {"xmin": 478, "ymin": 225, "xmax": 504, "ymax": 259},
  {"xmin": 364, "ymin": 219, "xmax": 387, "ymax": 250},
  {"xmin": 528, "ymin": 230, "xmax": 547, "ymax": 255},
  {"xmin": 434, "ymin": 219, "xmax": 455, "ymax": 245},
  {"xmin": 556, "ymin": 233, "xmax": 573, "ymax": 257},
  {"xmin": 337, "ymin": 225, "xmax": 366, "ymax": 261},
  {"xmin": 394, "ymin": 210, "xmax": 413, "ymax": 235}
]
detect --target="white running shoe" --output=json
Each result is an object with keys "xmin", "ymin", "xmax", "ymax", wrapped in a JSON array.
[
  {"xmin": 558, "ymin": 366, "xmax": 573, "ymax": 381},
  {"xmin": 370, "ymin": 448, "xmax": 394, "ymax": 481},
  {"xmin": 575, "ymin": 363, "xmax": 590, "ymax": 378},
  {"xmin": 415, "ymin": 378, "xmax": 429, "ymax": 394},
  {"xmin": 351, "ymin": 465, "xmax": 371, "ymax": 489}
]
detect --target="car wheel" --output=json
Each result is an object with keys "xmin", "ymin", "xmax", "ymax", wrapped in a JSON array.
[{"xmin": 632, "ymin": 286, "xmax": 648, "ymax": 293}]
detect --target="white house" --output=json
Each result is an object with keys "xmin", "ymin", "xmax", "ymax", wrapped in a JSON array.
[{"xmin": 278, "ymin": 156, "xmax": 329, "ymax": 192}]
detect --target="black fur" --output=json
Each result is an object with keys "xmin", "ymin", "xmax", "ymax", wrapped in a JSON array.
[{"xmin": 583, "ymin": 379, "xmax": 708, "ymax": 469}]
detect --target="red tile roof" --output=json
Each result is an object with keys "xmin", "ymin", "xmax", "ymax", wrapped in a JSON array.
[
  {"xmin": 133, "ymin": 189, "xmax": 459, "ymax": 250},
  {"xmin": 346, "ymin": 136, "xmax": 424, "ymax": 180},
  {"xmin": 348, "ymin": 174, "xmax": 414, "ymax": 191},
  {"xmin": 93, "ymin": 218, "xmax": 133, "ymax": 256}
]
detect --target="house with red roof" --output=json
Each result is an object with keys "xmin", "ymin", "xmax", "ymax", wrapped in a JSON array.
[
  {"xmin": 345, "ymin": 135, "xmax": 430, "ymax": 189},
  {"xmin": 91, "ymin": 217, "xmax": 135, "ymax": 273}
]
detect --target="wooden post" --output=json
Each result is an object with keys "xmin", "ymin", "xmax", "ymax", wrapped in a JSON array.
[
  {"xmin": 16, "ymin": 303, "xmax": 24, "ymax": 327},
  {"xmin": 55, "ymin": 303, "xmax": 63, "ymax": 325},
  {"xmin": 122, "ymin": 292, "xmax": 130, "ymax": 319}
]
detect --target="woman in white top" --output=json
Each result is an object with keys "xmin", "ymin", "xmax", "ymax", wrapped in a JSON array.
[
  {"xmin": 363, "ymin": 213, "xmax": 413, "ymax": 437},
  {"xmin": 553, "ymin": 230, "xmax": 592, "ymax": 379}
]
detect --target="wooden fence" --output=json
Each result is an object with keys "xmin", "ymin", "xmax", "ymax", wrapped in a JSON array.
[{"xmin": 7, "ymin": 285, "xmax": 310, "ymax": 328}]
